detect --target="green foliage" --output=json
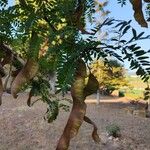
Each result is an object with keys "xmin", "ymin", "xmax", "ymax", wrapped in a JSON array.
[
  {"xmin": 0, "ymin": 0, "xmax": 8, "ymax": 7},
  {"xmin": 1, "ymin": 1, "xmax": 150, "ymax": 90},
  {"xmin": 146, "ymin": 3, "xmax": 150, "ymax": 21},
  {"xmin": 118, "ymin": 90, "xmax": 125, "ymax": 97},
  {"xmin": 117, "ymin": 0, "xmax": 126, "ymax": 7},
  {"xmin": 1, "ymin": 1, "xmax": 150, "ymax": 149},
  {"xmin": 38, "ymin": 53, "xmax": 57, "ymax": 74},
  {"xmin": 109, "ymin": 20, "xmax": 150, "ymax": 82},
  {"xmin": 28, "ymin": 77, "xmax": 70, "ymax": 123},
  {"xmin": 106, "ymin": 123, "xmax": 121, "ymax": 138},
  {"xmin": 44, "ymin": 100, "xmax": 59, "ymax": 123}
]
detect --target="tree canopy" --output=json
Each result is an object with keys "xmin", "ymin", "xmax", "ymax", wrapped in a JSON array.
[{"xmin": 91, "ymin": 59, "xmax": 128, "ymax": 95}]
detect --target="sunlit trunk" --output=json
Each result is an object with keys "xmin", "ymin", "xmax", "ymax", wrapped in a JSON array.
[{"xmin": 96, "ymin": 89, "xmax": 100, "ymax": 105}]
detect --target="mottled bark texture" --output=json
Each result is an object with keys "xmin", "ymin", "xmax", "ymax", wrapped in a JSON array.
[{"xmin": 11, "ymin": 59, "xmax": 38, "ymax": 98}]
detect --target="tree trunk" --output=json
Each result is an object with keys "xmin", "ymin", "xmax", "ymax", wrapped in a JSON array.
[{"xmin": 96, "ymin": 89, "xmax": 100, "ymax": 104}]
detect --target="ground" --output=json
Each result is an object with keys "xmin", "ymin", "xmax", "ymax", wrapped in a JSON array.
[{"xmin": 0, "ymin": 93, "xmax": 150, "ymax": 150}]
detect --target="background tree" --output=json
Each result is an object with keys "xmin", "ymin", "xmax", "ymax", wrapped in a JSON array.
[{"xmin": 91, "ymin": 59, "xmax": 128, "ymax": 96}]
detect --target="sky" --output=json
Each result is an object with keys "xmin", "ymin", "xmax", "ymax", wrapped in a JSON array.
[
  {"xmin": 8, "ymin": 0, "xmax": 14, "ymax": 6},
  {"xmin": 107, "ymin": 0, "xmax": 150, "ymax": 47},
  {"xmin": 7, "ymin": 0, "xmax": 150, "ymax": 70},
  {"xmin": 106, "ymin": 1, "xmax": 150, "ymax": 70}
]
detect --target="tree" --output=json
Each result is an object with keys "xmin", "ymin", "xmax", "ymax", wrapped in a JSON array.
[
  {"xmin": 91, "ymin": 59, "xmax": 128, "ymax": 95},
  {"xmin": 0, "ymin": 0, "xmax": 150, "ymax": 149}
]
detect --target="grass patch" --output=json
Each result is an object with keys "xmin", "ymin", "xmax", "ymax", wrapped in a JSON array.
[{"xmin": 125, "ymin": 89, "xmax": 144, "ymax": 100}]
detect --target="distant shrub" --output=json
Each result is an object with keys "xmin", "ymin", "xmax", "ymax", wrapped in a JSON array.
[
  {"xmin": 125, "ymin": 89, "xmax": 144, "ymax": 99},
  {"xmin": 119, "ymin": 90, "xmax": 125, "ymax": 97},
  {"xmin": 106, "ymin": 124, "xmax": 121, "ymax": 137}
]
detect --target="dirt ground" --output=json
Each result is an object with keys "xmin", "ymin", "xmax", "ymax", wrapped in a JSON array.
[{"xmin": 0, "ymin": 93, "xmax": 150, "ymax": 150}]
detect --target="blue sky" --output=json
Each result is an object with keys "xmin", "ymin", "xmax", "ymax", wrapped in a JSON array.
[
  {"xmin": 106, "ymin": 1, "xmax": 150, "ymax": 70},
  {"xmin": 8, "ymin": 0, "xmax": 14, "ymax": 6},
  {"xmin": 107, "ymin": 0, "xmax": 150, "ymax": 47},
  {"xmin": 7, "ymin": 0, "xmax": 150, "ymax": 70}
]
